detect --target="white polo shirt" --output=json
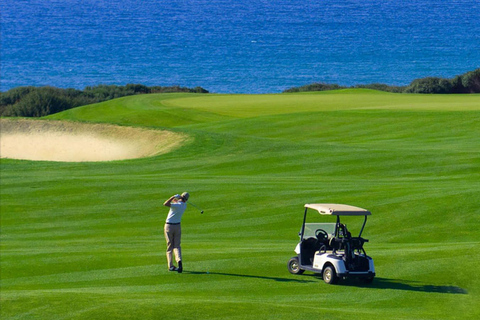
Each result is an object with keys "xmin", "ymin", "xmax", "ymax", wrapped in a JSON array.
[{"xmin": 166, "ymin": 201, "xmax": 187, "ymax": 224}]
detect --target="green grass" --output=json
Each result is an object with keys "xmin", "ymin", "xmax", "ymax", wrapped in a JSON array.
[{"xmin": 1, "ymin": 90, "xmax": 480, "ymax": 319}]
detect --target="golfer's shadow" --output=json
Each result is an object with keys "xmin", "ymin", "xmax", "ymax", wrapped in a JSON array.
[
  {"xmin": 184, "ymin": 271, "xmax": 316, "ymax": 283},
  {"xmin": 339, "ymin": 277, "xmax": 468, "ymax": 294}
]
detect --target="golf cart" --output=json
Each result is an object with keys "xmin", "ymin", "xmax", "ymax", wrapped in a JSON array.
[{"xmin": 287, "ymin": 204, "xmax": 375, "ymax": 284}]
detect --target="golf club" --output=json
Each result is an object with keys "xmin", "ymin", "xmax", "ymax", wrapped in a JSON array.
[{"xmin": 189, "ymin": 202, "xmax": 204, "ymax": 214}]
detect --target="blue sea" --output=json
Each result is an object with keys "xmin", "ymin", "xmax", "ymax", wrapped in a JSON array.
[{"xmin": 1, "ymin": 0, "xmax": 479, "ymax": 93}]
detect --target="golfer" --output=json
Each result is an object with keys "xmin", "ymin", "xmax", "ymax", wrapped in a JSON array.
[{"xmin": 163, "ymin": 192, "xmax": 189, "ymax": 273}]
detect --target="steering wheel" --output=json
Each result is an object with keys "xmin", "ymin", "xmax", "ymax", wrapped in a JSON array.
[{"xmin": 315, "ymin": 229, "xmax": 329, "ymax": 241}]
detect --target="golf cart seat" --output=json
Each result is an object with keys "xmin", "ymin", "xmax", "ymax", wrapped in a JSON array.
[
  {"xmin": 329, "ymin": 237, "xmax": 345, "ymax": 252},
  {"xmin": 316, "ymin": 235, "xmax": 333, "ymax": 253},
  {"xmin": 300, "ymin": 237, "xmax": 322, "ymax": 265}
]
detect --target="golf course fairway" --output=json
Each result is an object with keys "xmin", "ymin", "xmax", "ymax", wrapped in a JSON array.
[{"xmin": 1, "ymin": 89, "xmax": 479, "ymax": 319}]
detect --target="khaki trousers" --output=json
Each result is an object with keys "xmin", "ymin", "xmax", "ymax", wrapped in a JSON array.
[{"xmin": 164, "ymin": 223, "xmax": 182, "ymax": 268}]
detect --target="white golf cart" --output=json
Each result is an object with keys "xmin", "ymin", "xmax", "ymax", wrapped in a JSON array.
[{"xmin": 288, "ymin": 204, "xmax": 375, "ymax": 284}]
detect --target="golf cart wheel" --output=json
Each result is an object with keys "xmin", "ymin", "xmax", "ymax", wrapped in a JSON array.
[
  {"xmin": 288, "ymin": 256, "xmax": 304, "ymax": 275},
  {"xmin": 322, "ymin": 265, "xmax": 338, "ymax": 284}
]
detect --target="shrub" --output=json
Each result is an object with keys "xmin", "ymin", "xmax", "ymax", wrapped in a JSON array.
[
  {"xmin": 404, "ymin": 77, "xmax": 453, "ymax": 94},
  {"xmin": 0, "ymin": 84, "xmax": 209, "ymax": 117},
  {"xmin": 3, "ymin": 87, "xmax": 73, "ymax": 117},
  {"xmin": 283, "ymin": 83, "xmax": 345, "ymax": 93},
  {"xmin": 461, "ymin": 69, "xmax": 480, "ymax": 93},
  {"xmin": 283, "ymin": 68, "xmax": 480, "ymax": 94}
]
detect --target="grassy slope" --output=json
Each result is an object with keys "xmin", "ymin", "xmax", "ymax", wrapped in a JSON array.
[{"xmin": 1, "ymin": 90, "xmax": 479, "ymax": 319}]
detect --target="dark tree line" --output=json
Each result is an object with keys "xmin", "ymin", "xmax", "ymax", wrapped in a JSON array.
[
  {"xmin": 283, "ymin": 68, "xmax": 480, "ymax": 94},
  {"xmin": 0, "ymin": 84, "xmax": 208, "ymax": 117}
]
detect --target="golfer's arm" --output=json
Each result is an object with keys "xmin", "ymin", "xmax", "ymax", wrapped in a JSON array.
[{"xmin": 163, "ymin": 196, "xmax": 176, "ymax": 207}]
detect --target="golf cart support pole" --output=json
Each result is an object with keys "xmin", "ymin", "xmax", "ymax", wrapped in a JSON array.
[
  {"xmin": 359, "ymin": 215, "xmax": 367, "ymax": 237},
  {"xmin": 300, "ymin": 207, "xmax": 308, "ymax": 240}
]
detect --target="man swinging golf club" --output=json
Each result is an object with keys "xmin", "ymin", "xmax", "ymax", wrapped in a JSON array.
[{"xmin": 163, "ymin": 192, "xmax": 189, "ymax": 273}]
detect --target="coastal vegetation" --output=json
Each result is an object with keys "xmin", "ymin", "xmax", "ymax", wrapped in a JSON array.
[
  {"xmin": 1, "ymin": 69, "xmax": 479, "ymax": 118},
  {"xmin": 0, "ymin": 84, "xmax": 208, "ymax": 117},
  {"xmin": 283, "ymin": 68, "xmax": 480, "ymax": 94}
]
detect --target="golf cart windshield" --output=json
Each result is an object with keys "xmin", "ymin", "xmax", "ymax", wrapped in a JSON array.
[
  {"xmin": 302, "ymin": 223, "xmax": 336, "ymax": 239},
  {"xmin": 301, "ymin": 204, "xmax": 371, "ymax": 239}
]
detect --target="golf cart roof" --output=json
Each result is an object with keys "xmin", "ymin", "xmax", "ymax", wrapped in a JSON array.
[{"xmin": 305, "ymin": 203, "xmax": 371, "ymax": 216}]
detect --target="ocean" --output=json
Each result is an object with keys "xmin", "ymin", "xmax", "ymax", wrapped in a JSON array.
[{"xmin": 1, "ymin": 0, "xmax": 479, "ymax": 93}]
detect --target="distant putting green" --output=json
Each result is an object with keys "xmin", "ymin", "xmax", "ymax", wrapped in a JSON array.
[{"xmin": 1, "ymin": 90, "xmax": 479, "ymax": 319}]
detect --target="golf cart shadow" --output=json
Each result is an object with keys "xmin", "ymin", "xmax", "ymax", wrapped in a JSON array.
[
  {"xmin": 338, "ymin": 277, "xmax": 468, "ymax": 294},
  {"xmin": 184, "ymin": 271, "xmax": 316, "ymax": 283}
]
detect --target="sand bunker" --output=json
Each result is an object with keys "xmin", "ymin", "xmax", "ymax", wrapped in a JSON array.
[{"xmin": 0, "ymin": 119, "xmax": 188, "ymax": 162}]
